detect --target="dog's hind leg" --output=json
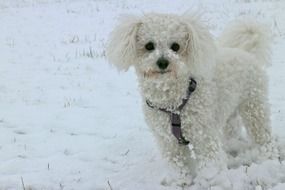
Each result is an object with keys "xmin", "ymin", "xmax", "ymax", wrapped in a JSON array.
[
  {"xmin": 224, "ymin": 110, "xmax": 242, "ymax": 141},
  {"xmin": 239, "ymin": 98, "xmax": 271, "ymax": 145},
  {"xmin": 238, "ymin": 97, "xmax": 280, "ymax": 161},
  {"xmin": 223, "ymin": 110, "xmax": 244, "ymax": 155}
]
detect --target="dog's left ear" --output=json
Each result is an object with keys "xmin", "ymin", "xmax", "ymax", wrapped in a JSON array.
[
  {"xmin": 106, "ymin": 15, "xmax": 141, "ymax": 71},
  {"xmin": 181, "ymin": 14, "xmax": 216, "ymax": 71}
]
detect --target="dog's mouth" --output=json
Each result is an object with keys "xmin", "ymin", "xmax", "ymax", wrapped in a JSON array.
[
  {"xmin": 159, "ymin": 70, "xmax": 171, "ymax": 74},
  {"xmin": 155, "ymin": 70, "xmax": 171, "ymax": 75},
  {"xmin": 143, "ymin": 70, "xmax": 172, "ymax": 78}
]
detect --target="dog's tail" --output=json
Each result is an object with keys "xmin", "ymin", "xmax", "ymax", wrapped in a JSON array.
[{"xmin": 219, "ymin": 20, "xmax": 271, "ymax": 66}]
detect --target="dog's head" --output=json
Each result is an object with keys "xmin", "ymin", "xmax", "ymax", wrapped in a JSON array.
[{"xmin": 106, "ymin": 13, "xmax": 215, "ymax": 80}]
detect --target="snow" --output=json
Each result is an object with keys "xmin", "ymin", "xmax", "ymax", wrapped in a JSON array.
[{"xmin": 0, "ymin": 0, "xmax": 285, "ymax": 189}]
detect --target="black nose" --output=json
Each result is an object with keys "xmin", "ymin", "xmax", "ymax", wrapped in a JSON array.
[{"xmin": 156, "ymin": 57, "xmax": 169, "ymax": 70}]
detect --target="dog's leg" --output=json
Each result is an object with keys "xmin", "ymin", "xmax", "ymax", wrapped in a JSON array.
[
  {"xmin": 239, "ymin": 98, "xmax": 271, "ymax": 145},
  {"xmin": 150, "ymin": 131, "xmax": 196, "ymax": 187},
  {"xmin": 239, "ymin": 98, "xmax": 279, "ymax": 160},
  {"xmin": 223, "ymin": 110, "xmax": 249, "ymax": 156},
  {"xmin": 144, "ymin": 107, "xmax": 196, "ymax": 176},
  {"xmin": 224, "ymin": 110, "xmax": 242, "ymax": 141},
  {"xmin": 154, "ymin": 132, "xmax": 197, "ymax": 176},
  {"xmin": 185, "ymin": 122, "xmax": 231, "ymax": 189},
  {"xmin": 187, "ymin": 124, "xmax": 226, "ymax": 169}
]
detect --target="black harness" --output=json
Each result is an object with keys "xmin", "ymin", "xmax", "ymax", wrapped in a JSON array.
[{"xmin": 146, "ymin": 78, "xmax": 197, "ymax": 145}]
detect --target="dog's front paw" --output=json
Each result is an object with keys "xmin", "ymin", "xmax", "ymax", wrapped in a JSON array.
[
  {"xmin": 193, "ymin": 164, "xmax": 232, "ymax": 190},
  {"xmin": 160, "ymin": 172, "xmax": 193, "ymax": 187}
]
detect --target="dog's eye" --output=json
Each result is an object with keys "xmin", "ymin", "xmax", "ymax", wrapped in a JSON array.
[
  {"xmin": 170, "ymin": 42, "xmax": 180, "ymax": 52},
  {"xmin": 145, "ymin": 42, "xmax": 155, "ymax": 51}
]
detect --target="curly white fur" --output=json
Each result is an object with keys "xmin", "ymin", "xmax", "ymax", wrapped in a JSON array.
[{"xmin": 106, "ymin": 13, "xmax": 274, "ymax": 178}]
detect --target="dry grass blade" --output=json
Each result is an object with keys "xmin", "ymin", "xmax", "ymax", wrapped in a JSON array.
[
  {"xmin": 107, "ymin": 180, "xmax": 113, "ymax": 190},
  {"xmin": 21, "ymin": 177, "xmax": 26, "ymax": 190}
]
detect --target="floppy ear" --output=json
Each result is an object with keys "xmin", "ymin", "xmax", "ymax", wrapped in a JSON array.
[
  {"xmin": 106, "ymin": 16, "xmax": 141, "ymax": 71},
  {"xmin": 181, "ymin": 14, "xmax": 216, "ymax": 76}
]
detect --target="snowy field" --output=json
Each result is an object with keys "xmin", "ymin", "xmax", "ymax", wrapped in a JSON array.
[{"xmin": 0, "ymin": 0, "xmax": 285, "ymax": 189}]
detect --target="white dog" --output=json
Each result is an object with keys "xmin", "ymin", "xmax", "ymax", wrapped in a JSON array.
[{"xmin": 106, "ymin": 13, "xmax": 274, "ymax": 177}]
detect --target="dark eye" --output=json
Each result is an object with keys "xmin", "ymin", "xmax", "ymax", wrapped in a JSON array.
[
  {"xmin": 145, "ymin": 42, "xmax": 155, "ymax": 51},
  {"xmin": 170, "ymin": 42, "xmax": 180, "ymax": 52}
]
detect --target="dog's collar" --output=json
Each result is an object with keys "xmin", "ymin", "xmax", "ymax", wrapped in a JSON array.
[{"xmin": 146, "ymin": 77, "xmax": 197, "ymax": 145}]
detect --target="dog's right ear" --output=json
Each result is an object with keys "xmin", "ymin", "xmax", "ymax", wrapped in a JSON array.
[{"xmin": 106, "ymin": 16, "xmax": 141, "ymax": 71}]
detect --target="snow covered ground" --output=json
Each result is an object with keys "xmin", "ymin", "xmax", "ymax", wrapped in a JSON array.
[{"xmin": 0, "ymin": 0, "xmax": 285, "ymax": 189}]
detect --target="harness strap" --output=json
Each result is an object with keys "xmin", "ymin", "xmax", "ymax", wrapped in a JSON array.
[{"xmin": 146, "ymin": 78, "xmax": 197, "ymax": 145}]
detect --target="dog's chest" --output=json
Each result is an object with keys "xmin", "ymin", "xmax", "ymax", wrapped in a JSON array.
[
  {"xmin": 140, "ymin": 77, "xmax": 189, "ymax": 109},
  {"xmin": 142, "ymin": 78, "xmax": 218, "ymax": 134},
  {"xmin": 143, "ymin": 97, "xmax": 197, "ymax": 140}
]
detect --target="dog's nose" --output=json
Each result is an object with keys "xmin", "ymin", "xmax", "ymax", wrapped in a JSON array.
[{"xmin": 156, "ymin": 57, "xmax": 169, "ymax": 70}]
